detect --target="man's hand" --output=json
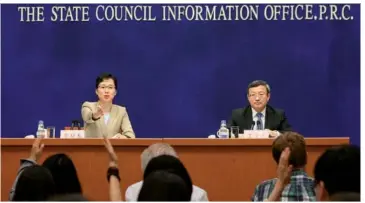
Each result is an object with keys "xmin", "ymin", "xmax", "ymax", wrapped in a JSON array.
[
  {"xmin": 29, "ymin": 137, "xmax": 44, "ymax": 162},
  {"xmin": 277, "ymin": 147, "xmax": 293, "ymax": 186},
  {"xmin": 103, "ymin": 136, "xmax": 118, "ymax": 167},
  {"xmin": 266, "ymin": 129, "xmax": 280, "ymax": 138}
]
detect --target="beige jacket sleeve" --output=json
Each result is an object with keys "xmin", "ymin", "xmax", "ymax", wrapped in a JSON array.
[
  {"xmin": 81, "ymin": 102, "xmax": 97, "ymax": 124},
  {"xmin": 118, "ymin": 109, "xmax": 135, "ymax": 138}
]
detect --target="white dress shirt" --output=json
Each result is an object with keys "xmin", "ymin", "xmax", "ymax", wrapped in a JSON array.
[
  {"xmin": 104, "ymin": 113, "xmax": 110, "ymax": 124},
  {"xmin": 251, "ymin": 107, "xmax": 280, "ymax": 137},
  {"xmin": 125, "ymin": 181, "xmax": 209, "ymax": 201},
  {"xmin": 251, "ymin": 108, "xmax": 266, "ymax": 130}
]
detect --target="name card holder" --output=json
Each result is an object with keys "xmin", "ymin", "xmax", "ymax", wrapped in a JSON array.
[
  {"xmin": 239, "ymin": 130, "xmax": 270, "ymax": 139},
  {"xmin": 60, "ymin": 130, "xmax": 85, "ymax": 138}
]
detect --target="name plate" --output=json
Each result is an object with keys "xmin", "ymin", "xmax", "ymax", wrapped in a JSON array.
[
  {"xmin": 60, "ymin": 130, "xmax": 85, "ymax": 138},
  {"xmin": 239, "ymin": 130, "xmax": 270, "ymax": 139}
]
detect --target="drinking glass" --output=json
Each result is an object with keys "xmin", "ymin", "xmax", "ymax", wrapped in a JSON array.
[
  {"xmin": 230, "ymin": 126, "xmax": 239, "ymax": 138},
  {"xmin": 47, "ymin": 126, "xmax": 56, "ymax": 138}
]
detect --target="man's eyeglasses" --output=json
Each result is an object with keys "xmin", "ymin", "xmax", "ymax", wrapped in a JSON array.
[{"xmin": 248, "ymin": 93, "xmax": 266, "ymax": 98}]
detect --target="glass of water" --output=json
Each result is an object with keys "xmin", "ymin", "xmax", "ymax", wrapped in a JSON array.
[
  {"xmin": 47, "ymin": 126, "xmax": 56, "ymax": 138},
  {"xmin": 230, "ymin": 126, "xmax": 240, "ymax": 138}
]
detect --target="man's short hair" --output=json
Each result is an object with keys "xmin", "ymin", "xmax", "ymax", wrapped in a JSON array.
[
  {"xmin": 329, "ymin": 192, "xmax": 360, "ymax": 201},
  {"xmin": 272, "ymin": 132, "xmax": 307, "ymax": 168},
  {"xmin": 314, "ymin": 144, "xmax": 360, "ymax": 196},
  {"xmin": 247, "ymin": 80, "xmax": 271, "ymax": 94},
  {"xmin": 140, "ymin": 143, "xmax": 178, "ymax": 172}
]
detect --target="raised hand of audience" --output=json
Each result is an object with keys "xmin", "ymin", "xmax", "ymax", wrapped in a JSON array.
[
  {"xmin": 265, "ymin": 147, "xmax": 292, "ymax": 201},
  {"xmin": 29, "ymin": 137, "xmax": 45, "ymax": 162},
  {"xmin": 277, "ymin": 147, "xmax": 293, "ymax": 185},
  {"xmin": 103, "ymin": 136, "xmax": 122, "ymax": 201},
  {"xmin": 103, "ymin": 136, "xmax": 118, "ymax": 167}
]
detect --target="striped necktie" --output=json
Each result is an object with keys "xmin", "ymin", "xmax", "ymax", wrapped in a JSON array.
[{"xmin": 256, "ymin": 112, "xmax": 263, "ymax": 130}]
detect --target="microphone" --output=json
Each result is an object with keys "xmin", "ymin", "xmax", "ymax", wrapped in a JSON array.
[
  {"xmin": 250, "ymin": 121, "xmax": 255, "ymax": 130},
  {"xmin": 71, "ymin": 120, "xmax": 81, "ymax": 130},
  {"xmin": 257, "ymin": 120, "xmax": 262, "ymax": 130}
]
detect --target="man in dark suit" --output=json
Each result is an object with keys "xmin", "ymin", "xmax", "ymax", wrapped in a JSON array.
[{"xmin": 228, "ymin": 80, "xmax": 291, "ymax": 137}]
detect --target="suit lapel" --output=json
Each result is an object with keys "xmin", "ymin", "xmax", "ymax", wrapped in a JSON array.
[
  {"xmin": 106, "ymin": 105, "xmax": 117, "ymax": 131},
  {"xmin": 243, "ymin": 107, "xmax": 254, "ymax": 130},
  {"xmin": 93, "ymin": 103, "xmax": 107, "ymax": 137},
  {"xmin": 265, "ymin": 107, "xmax": 272, "ymax": 130}
]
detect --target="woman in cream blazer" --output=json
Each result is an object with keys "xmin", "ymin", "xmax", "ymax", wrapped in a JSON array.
[{"xmin": 81, "ymin": 73, "xmax": 135, "ymax": 138}]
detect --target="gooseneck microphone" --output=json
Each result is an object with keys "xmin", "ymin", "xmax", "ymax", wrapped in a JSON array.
[
  {"xmin": 250, "ymin": 121, "xmax": 255, "ymax": 130},
  {"xmin": 257, "ymin": 120, "xmax": 262, "ymax": 130}
]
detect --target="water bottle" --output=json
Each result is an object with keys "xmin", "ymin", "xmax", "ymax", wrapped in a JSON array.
[
  {"xmin": 217, "ymin": 120, "xmax": 229, "ymax": 138},
  {"xmin": 36, "ymin": 120, "xmax": 46, "ymax": 138}
]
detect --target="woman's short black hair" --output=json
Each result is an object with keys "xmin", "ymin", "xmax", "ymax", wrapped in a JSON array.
[{"xmin": 96, "ymin": 73, "xmax": 118, "ymax": 89}]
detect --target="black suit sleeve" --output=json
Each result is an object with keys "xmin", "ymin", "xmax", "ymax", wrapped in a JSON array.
[
  {"xmin": 278, "ymin": 111, "xmax": 292, "ymax": 131},
  {"xmin": 227, "ymin": 110, "xmax": 237, "ymax": 130}
]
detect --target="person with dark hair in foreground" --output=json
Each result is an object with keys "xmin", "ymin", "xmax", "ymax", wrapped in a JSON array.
[
  {"xmin": 264, "ymin": 144, "xmax": 360, "ymax": 202},
  {"xmin": 11, "ymin": 136, "xmax": 122, "ymax": 201},
  {"xmin": 9, "ymin": 137, "xmax": 46, "ymax": 200},
  {"xmin": 138, "ymin": 170, "xmax": 191, "ymax": 201},
  {"xmin": 81, "ymin": 73, "xmax": 135, "ymax": 138},
  {"xmin": 125, "ymin": 143, "xmax": 208, "ymax": 201},
  {"xmin": 328, "ymin": 192, "xmax": 360, "ymax": 201},
  {"xmin": 313, "ymin": 144, "xmax": 360, "ymax": 201},
  {"xmin": 251, "ymin": 132, "xmax": 316, "ymax": 201},
  {"xmin": 47, "ymin": 194, "xmax": 89, "ymax": 201},
  {"xmin": 12, "ymin": 165, "xmax": 55, "ymax": 201},
  {"xmin": 9, "ymin": 137, "xmax": 83, "ymax": 201},
  {"xmin": 142, "ymin": 155, "xmax": 193, "ymax": 198},
  {"xmin": 42, "ymin": 153, "xmax": 82, "ymax": 195}
]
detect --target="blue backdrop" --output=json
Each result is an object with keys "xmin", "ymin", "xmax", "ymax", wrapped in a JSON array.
[{"xmin": 1, "ymin": 4, "xmax": 360, "ymax": 145}]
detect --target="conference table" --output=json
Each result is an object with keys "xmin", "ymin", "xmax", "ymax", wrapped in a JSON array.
[{"xmin": 1, "ymin": 137, "xmax": 349, "ymax": 201}]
